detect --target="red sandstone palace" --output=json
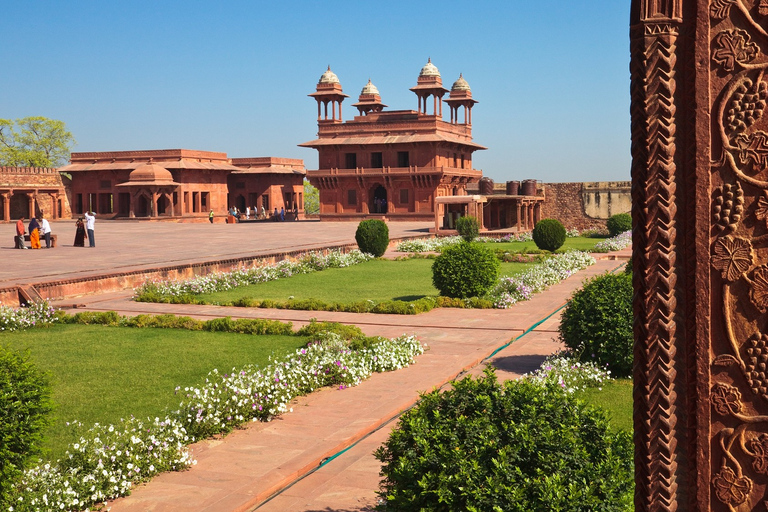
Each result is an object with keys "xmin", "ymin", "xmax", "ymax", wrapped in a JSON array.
[
  {"xmin": 300, "ymin": 60, "xmax": 487, "ymax": 223},
  {"xmin": 56, "ymin": 150, "xmax": 304, "ymax": 221}
]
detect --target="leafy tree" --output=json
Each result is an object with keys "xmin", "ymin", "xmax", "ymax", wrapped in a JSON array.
[
  {"xmin": 303, "ymin": 179, "xmax": 319, "ymax": 215},
  {"xmin": 0, "ymin": 117, "xmax": 75, "ymax": 167}
]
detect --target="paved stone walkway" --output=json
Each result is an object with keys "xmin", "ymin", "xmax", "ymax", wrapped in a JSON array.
[{"xmin": 66, "ymin": 255, "xmax": 628, "ymax": 511}]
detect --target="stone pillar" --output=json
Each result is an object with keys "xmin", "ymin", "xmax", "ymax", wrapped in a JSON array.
[
  {"xmin": 1, "ymin": 192, "xmax": 9, "ymax": 222},
  {"xmin": 533, "ymin": 203, "xmax": 541, "ymax": 225},
  {"xmin": 516, "ymin": 202, "xmax": 522, "ymax": 231},
  {"xmin": 26, "ymin": 193, "xmax": 35, "ymax": 219}
]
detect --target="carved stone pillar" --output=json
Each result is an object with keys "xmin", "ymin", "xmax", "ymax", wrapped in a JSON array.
[{"xmin": 629, "ymin": 0, "xmax": 768, "ymax": 509}]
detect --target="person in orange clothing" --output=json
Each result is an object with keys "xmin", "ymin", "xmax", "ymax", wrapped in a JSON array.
[{"xmin": 28, "ymin": 216, "xmax": 41, "ymax": 249}]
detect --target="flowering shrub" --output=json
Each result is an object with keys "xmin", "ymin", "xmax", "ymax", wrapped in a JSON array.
[
  {"xmin": 134, "ymin": 250, "xmax": 372, "ymax": 301},
  {"xmin": 8, "ymin": 331, "xmax": 424, "ymax": 511},
  {"xmin": 9, "ymin": 417, "xmax": 193, "ymax": 512},
  {"xmin": 177, "ymin": 334, "xmax": 424, "ymax": 439},
  {"xmin": 487, "ymin": 251, "xmax": 596, "ymax": 308},
  {"xmin": 395, "ymin": 236, "xmax": 462, "ymax": 252},
  {"xmin": 566, "ymin": 228, "xmax": 581, "ymax": 237},
  {"xmin": 524, "ymin": 353, "xmax": 612, "ymax": 393},
  {"xmin": 397, "ymin": 232, "xmax": 546, "ymax": 253},
  {"xmin": 0, "ymin": 301, "xmax": 57, "ymax": 332},
  {"xmin": 592, "ymin": 230, "xmax": 631, "ymax": 253}
]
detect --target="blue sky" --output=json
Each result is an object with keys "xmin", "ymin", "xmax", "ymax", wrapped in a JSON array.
[{"xmin": 1, "ymin": 1, "xmax": 630, "ymax": 183}]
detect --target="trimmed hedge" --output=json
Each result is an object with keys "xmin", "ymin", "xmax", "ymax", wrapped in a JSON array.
[
  {"xmin": 375, "ymin": 369, "xmax": 634, "ymax": 511},
  {"xmin": 355, "ymin": 219, "xmax": 390, "ymax": 257},
  {"xmin": 606, "ymin": 213, "xmax": 632, "ymax": 237},
  {"xmin": 455, "ymin": 216, "xmax": 479, "ymax": 242},
  {"xmin": 0, "ymin": 346, "xmax": 53, "ymax": 505},
  {"xmin": 431, "ymin": 242, "xmax": 500, "ymax": 299},
  {"xmin": 532, "ymin": 218, "xmax": 566, "ymax": 252},
  {"xmin": 559, "ymin": 271, "xmax": 633, "ymax": 377}
]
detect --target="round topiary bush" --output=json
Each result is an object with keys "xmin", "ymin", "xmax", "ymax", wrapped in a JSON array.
[
  {"xmin": 606, "ymin": 212, "xmax": 632, "ymax": 237},
  {"xmin": 559, "ymin": 271, "xmax": 633, "ymax": 377},
  {"xmin": 455, "ymin": 215, "xmax": 479, "ymax": 242},
  {"xmin": 355, "ymin": 219, "xmax": 389, "ymax": 257},
  {"xmin": 432, "ymin": 242, "xmax": 500, "ymax": 298},
  {"xmin": 0, "ymin": 346, "xmax": 53, "ymax": 504},
  {"xmin": 375, "ymin": 370, "xmax": 634, "ymax": 511},
  {"xmin": 532, "ymin": 218, "xmax": 566, "ymax": 252}
]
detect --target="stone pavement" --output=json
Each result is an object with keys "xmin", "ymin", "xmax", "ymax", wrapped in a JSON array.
[
  {"xmin": 2, "ymin": 220, "xmax": 433, "ymax": 288},
  {"xmin": 64, "ymin": 254, "xmax": 628, "ymax": 511}
]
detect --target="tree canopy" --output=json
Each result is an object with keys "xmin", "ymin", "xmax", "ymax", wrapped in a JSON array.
[{"xmin": 0, "ymin": 117, "xmax": 75, "ymax": 168}]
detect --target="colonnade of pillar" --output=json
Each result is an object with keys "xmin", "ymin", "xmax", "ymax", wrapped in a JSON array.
[{"xmin": 0, "ymin": 190, "xmax": 62, "ymax": 221}]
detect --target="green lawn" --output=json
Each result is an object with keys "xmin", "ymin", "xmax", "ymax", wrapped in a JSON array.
[
  {"xmin": 578, "ymin": 378, "xmax": 633, "ymax": 432},
  {"xmin": 3, "ymin": 325, "xmax": 307, "ymax": 460},
  {"xmin": 487, "ymin": 236, "xmax": 604, "ymax": 254},
  {"xmin": 201, "ymin": 258, "xmax": 534, "ymax": 304}
]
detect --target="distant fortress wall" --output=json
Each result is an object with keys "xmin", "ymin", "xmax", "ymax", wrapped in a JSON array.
[{"xmin": 540, "ymin": 181, "xmax": 631, "ymax": 230}]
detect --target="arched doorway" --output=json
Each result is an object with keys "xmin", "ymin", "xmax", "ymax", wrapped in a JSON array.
[
  {"xmin": 371, "ymin": 185, "xmax": 388, "ymax": 214},
  {"xmin": 157, "ymin": 194, "xmax": 169, "ymax": 216},
  {"xmin": 136, "ymin": 194, "xmax": 151, "ymax": 217}
]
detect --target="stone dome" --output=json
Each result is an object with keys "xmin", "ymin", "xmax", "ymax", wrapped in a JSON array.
[
  {"xmin": 318, "ymin": 66, "xmax": 340, "ymax": 84},
  {"xmin": 360, "ymin": 79, "xmax": 380, "ymax": 95},
  {"xmin": 419, "ymin": 58, "xmax": 440, "ymax": 78},
  {"xmin": 128, "ymin": 163, "xmax": 174, "ymax": 183},
  {"xmin": 451, "ymin": 73, "xmax": 471, "ymax": 92}
]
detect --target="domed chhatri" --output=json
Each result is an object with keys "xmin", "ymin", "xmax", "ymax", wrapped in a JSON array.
[
  {"xmin": 451, "ymin": 73, "xmax": 471, "ymax": 93},
  {"xmin": 419, "ymin": 58, "xmax": 441, "ymax": 78},
  {"xmin": 353, "ymin": 79, "xmax": 387, "ymax": 115},
  {"xmin": 127, "ymin": 163, "xmax": 175, "ymax": 184},
  {"xmin": 318, "ymin": 65, "xmax": 340, "ymax": 85},
  {"xmin": 360, "ymin": 79, "xmax": 380, "ymax": 96}
]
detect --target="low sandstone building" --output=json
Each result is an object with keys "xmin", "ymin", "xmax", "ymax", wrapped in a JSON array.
[{"xmin": 58, "ymin": 149, "xmax": 305, "ymax": 220}]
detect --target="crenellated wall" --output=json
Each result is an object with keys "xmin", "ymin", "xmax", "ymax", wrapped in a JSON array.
[{"xmin": 0, "ymin": 167, "xmax": 71, "ymax": 221}]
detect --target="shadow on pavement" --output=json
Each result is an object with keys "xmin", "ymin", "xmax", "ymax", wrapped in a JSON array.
[{"xmin": 490, "ymin": 354, "xmax": 549, "ymax": 376}]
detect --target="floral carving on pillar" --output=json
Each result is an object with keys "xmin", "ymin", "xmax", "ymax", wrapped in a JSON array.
[{"xmin": 707, "ymin": 0, "xmax": 768, "ymax": 509}]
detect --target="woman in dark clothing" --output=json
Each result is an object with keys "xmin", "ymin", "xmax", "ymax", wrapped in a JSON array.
[{"xmin": 74, "ymin": 217, "xmax": 87, "ymax": 247}]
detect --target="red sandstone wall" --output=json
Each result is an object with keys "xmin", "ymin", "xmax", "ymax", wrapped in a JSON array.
[{"xmin": 540, "ymin": 182, "xmax": 617, "ymax": 231}]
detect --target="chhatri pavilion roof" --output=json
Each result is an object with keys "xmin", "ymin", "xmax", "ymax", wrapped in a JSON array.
[
  {"xmin": 318, "ymin": 66, "xmax": 340, "ymax": 85},
  {"xmin": 115, "ymin": 163, "xmax": 178, "ymax": 187},
  {"xmin": 451, "ymin": 74, "xmax": 471, "ymax": 92},
  {"xmin": 419, "ymin": 58, "xmax": 441, "ymax": 78}
]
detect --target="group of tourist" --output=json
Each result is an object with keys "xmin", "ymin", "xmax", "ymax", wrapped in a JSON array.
[
  {"xmin": 215, "ymin": 205, "xmax": 299, "ymax": 223},
  {"xmin": 15, "ymin": 215, "xmax": 52, "ymax": 249},
  {"xmin": 14, "ymin": 211, "xmax": 95, "ymax": 249}
]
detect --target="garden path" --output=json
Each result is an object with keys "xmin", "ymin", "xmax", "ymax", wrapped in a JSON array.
[{"xmin": 67, "ymin": 253, "xmax": 630, "ymax": 512}]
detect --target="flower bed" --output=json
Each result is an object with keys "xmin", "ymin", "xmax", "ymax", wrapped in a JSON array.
[
  {"xmin": 396, "ymin": 230, "xmax": 584, "ymax": 253},
  {"xmin": 0, "ymin": 301, "xmax": 57, "ymax": 332},
  {"xmin": 8, "ymin": 329, "xmax": 424, "ymax": 511},
  {"xmin": 592, "ymin": 230, "xmax": 631, "ymax": 252},
  {"xmin": 134, "ymin": 249, "xmax": 372, "ymax": 302},
  {"xmin": 524, "ymin": 353, "xmax": 612, "ymax": 393},
  {"xmin": 487, "ymin": 251, "xmax": 596, "ymax": 308}
]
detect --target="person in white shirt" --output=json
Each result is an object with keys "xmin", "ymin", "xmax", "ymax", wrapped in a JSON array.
[
  {"xmin": 84, "ymin": 211, "xmax": 96, "ymax": 247},
  {"xmin": 40, "ymin": 216, "xmax": 52, "ymax": 248}
]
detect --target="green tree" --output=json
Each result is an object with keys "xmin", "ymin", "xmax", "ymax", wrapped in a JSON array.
[
  {"xmin": 0, "ymin": 116, "xmax": 75, "ymax": 167},
  {"xmin": 304, "ymin": 178, "xmax": 319, "ymax": 215}
]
